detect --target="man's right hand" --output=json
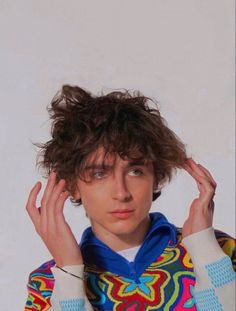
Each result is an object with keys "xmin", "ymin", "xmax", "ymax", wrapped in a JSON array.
[{"xmin": 26, "ymin": 171, "xmax": 83, "ymax": 267}]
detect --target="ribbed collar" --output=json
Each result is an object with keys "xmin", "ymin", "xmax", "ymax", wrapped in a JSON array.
[{"xmin": 80, "ymin": 212, "xmax": 177, "ymax": 281}]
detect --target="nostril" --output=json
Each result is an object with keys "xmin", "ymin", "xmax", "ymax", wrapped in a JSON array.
[{"xmin": 123, "ymin": 195, "xmax": 132, "ymax": 202}]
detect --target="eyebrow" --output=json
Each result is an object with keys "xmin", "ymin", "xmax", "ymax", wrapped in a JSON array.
[
  {"xmin": 127, "ymin": 160, "xmax": 146, "ymax": 167},
  {"xmin": 84, "ymin": 164, "xmax": 112, "ymax": 171},
  {"xmin": 84, "ymin": 160, "xmax": 147, "ymax": 171}
]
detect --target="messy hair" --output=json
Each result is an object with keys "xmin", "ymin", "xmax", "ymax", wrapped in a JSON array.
[{"xmin": 37, "ymin": 85, "xmax": 187, "ymax": 204}]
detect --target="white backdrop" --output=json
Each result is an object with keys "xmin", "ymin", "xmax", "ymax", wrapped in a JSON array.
[{"xmin": 0, "ymin": 0, "xmax": 235, "ymax": 309}]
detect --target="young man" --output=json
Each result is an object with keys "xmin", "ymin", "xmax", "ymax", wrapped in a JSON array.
[{"xmin": 25, "ymin": 85, "xmax": 235, "ymax": 311}]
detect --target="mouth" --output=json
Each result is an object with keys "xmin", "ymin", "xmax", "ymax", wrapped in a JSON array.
[{"xmin": 110, "ymin": 210, "xmax": 135, "ymax": 219}]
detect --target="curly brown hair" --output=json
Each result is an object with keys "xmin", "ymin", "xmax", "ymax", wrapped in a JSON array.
[{"xmin": 37, "ymin": 85, "xmax": 187, "ymax": 205}]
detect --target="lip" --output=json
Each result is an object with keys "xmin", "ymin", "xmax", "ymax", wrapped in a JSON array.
[{"xmin": 110, "ymin": 210, "xmax": 134, "ymax": 219}]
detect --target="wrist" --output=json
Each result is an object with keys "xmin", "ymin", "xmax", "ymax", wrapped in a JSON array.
[
  {"xmin": 55, "ymin": 257, "xmax": 83, "ymax": 267},
  {"xmin": 182, "ymin": 227, "xmax": 225, "ymax": 266}
]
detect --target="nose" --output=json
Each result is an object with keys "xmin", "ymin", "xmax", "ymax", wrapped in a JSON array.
[{"xmin": 111, "ymin": 175, "xmax": 132, "ymax": 202}]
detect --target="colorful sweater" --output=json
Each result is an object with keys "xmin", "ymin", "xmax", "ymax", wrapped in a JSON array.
[{"xmin": 25, "ymin": 213, "xmax": 236, "ymax": 310}]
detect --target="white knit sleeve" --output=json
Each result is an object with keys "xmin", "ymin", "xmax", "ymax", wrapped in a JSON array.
[
  {"xmin": 49, "ymin": 265, "xmax": 93, "ymax": 311},
  {"xmin": 182, "ymin": 227, "xmax": 236, "ymax": 311}
]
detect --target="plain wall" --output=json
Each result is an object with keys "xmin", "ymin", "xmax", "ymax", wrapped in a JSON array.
[{"xmin": 0, "ymin": 0, "xmax": 235, "ymax": 309}]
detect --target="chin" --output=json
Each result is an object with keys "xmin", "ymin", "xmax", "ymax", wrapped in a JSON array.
[{"xmin": 107, "ymin": 222, "xmax": 141, "ymax": 236}]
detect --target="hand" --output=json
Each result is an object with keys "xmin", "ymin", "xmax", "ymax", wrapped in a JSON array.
[
  {"xmin": 182, "ymin": 159, "xmax": 217, "ymax": 239},
  {"xmin": 26, "ymin": 172, "xmax": 83, "ymax": 267}
]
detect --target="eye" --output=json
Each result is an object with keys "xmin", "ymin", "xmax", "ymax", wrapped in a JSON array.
[
  {"xmin": 92, "ymin": 170, "xmax": 107, "ymax": 179},
  {"xmin": 128, "ymin": 168, "xmax": 143, "ymax": 176}
]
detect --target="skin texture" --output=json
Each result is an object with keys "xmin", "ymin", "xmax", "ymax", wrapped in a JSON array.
[
  {"xmin": 26, "ymin": 156, "xmax": 216, "ymax": 267},
  {"xmin": 73, "ymin": 151, "xmax": 156, "ymax": 251},
  {"xmin": 182, "ymin": 159, "xmax": 216, "ymax": 238}
]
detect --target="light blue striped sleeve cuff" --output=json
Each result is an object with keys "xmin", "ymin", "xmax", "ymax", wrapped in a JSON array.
[
  {"xmin": 59, "ymin": 298, "xmax": 85, "ymax": 311},
  {"xmin": 193, "ymin": 288, "xmax": 223, "ymax": 311}
]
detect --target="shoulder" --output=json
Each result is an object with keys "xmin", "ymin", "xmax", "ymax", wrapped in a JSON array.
[
  {"xmin": 25, "ymin": 259, "xmax": 55, "ymax": 311},
  {"xmin": 27, "ymin": 259, "xmax": 56, "ymax": 292},
  {"xmin": 176, "ymin": 227, "xmax": 236, "ymax": 269},
  {"xmin": 214, "ymin": 229, "xmax": 236, "ymax": 267}
]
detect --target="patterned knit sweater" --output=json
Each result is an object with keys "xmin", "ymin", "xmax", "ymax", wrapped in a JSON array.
[{"xmin": 25, "ymin": 213, "xmax": 235, "ymax": 311}]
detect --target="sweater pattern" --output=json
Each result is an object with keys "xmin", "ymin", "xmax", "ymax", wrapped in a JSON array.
[
  {"xmin": 84, "ymin": 241, "xmax": 196, "ymax": 310},
  {"xmin": 25, "ymin": 212, "xmax": 235, "ymax": 311}
]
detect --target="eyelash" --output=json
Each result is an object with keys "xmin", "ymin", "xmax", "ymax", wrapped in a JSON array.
[
  {"xmin": 128, "ymin": 168, "xmax": 143, "ymax": 176},
  {"xmin": 92, "ymin": 171, "xmax": 107, "ymax": 179}
]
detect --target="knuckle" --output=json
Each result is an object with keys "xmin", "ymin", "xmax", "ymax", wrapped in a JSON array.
[
  {"xmin": 203, "ymin": 210, "xmax": 212, "ymax": 218},
  {"xmin": 25, "ymin": 204, "xmax": 30, "ymax": 212},
  {"xmin": 205, "ymin": 186, "xmax": 214, "ymax": 194},
  {"xmin": 209, "ymin": 189, "xmax": 215, "ymax": 196},
  {"xmin": 46, "ymin": 197, "xmax": 54, "ymax": 207},
  {"xmin": 54, "ymin": 208, "xmax": 62, "ymax": 216},
  {"xmin": 41, "ymin": 198, "xmax": 46, "ymax": 206},
  {"xmin": 189, "ymin": 204, "xmax": 199, "ymax": 214}
]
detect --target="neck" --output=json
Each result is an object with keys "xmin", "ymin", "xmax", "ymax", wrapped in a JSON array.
[{"xmin": 91, "ymin": 216, "xmax": 151, "ymax": 252}]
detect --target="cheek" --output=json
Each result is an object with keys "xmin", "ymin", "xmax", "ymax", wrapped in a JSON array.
[
  {"xmin": 132, "ymin": 183, "xmax": 154, "ymax": 207},
  {"xmin": 80, "ymin": 190, "xmax": 106, "ymax": 216}
]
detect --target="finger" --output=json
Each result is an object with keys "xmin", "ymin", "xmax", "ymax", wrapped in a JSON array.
[
  {"xmin": 55, "ymin": 191, "xmax": 70, "ymax": 213},
  {"xmin": 187, "ymin": 169, "xmax": 215, "ymax": 204},
  {"xmin": 183, "ymin": 160, "xmax": 202, "ymax": 185},
  {"xmin": 48, "ymin": 179, "xmax": 67, "ymax": 205},
  {"xmin": 183, "ymin": 161, "xmax": 193, "ymax": 174},
  {"xmin": 41, "ymin": 171, "xmax": 57, "ymax": 206},
  {"xmin": 54, "ymin": 191, "xmax": 70, "ymax": 224},
  {"xmin": 185, "ymin": 159, "xmax": 216, "ymax": 189},
  {"xmin": 46, "ymin": 179, "xmax": 67, "ymax": 222},
  {"xmin": 186, "ymin": 159, "xmax": 206, "ymax": 177},
  {"xmin": 40, "ymin": 172, "xmax": 57, "ymax": 221},
  {"xmin": 192, "ymin": 160, "xmax": 217, "ymax": 190},
  {"xmin": 26, "ymin": 182, "xmax": 42, "ymax": 227},
  {"xmin": 197, "ymin": 164, "xmax": 217, "ymax": 188}
]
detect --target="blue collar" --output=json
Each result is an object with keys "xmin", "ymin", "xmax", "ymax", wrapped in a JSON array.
[{"xmin": 80, "ymin": 212, "xmax": 177, "ymax": 281}]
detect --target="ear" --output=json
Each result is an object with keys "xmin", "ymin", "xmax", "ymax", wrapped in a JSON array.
[
  {"xmin": 153, "ymin": 179, "xmax": 159, "ymax": 192},
  {"xmin": 73, "ymin": 189, "xmax": 81, "ymax": 201},
  {"xmin": 71, "ymin": 183, "xmax": 82, "ymax": 201}
]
